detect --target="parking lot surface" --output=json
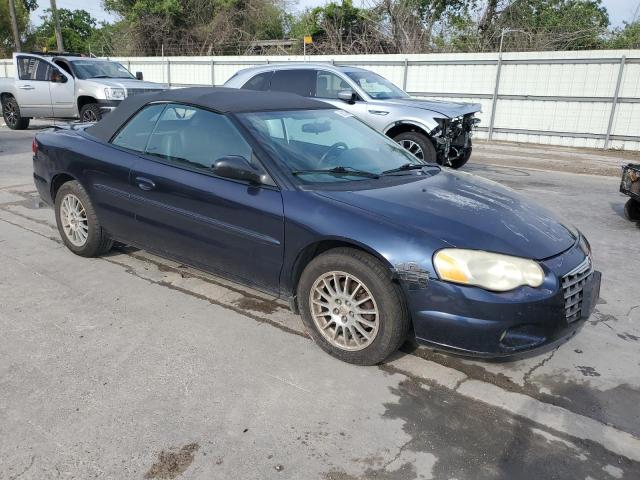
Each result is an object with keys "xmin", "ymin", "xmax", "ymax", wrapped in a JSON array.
[{"xmin": 1, "ymin": 122, "xmax": 639, "ymax": 479}]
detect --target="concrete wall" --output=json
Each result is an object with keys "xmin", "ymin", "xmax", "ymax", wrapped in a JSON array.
[{"xmin": 2, "ymin": 50, "xmax": 640, "ymax": 150}]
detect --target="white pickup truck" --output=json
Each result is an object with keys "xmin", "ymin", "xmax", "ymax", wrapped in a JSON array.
[{"xmin": 0, "ymin": 53, "xmax": 166, "ymax": 129}]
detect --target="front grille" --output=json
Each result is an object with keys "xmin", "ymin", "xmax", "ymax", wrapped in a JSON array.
[
  {"xmin": 126, "ymin": 88, "xmax": 164, "ymax": 97},
  {"xmin": 562, "ymin": 257, "xmax": 593, "ymax": 323}
]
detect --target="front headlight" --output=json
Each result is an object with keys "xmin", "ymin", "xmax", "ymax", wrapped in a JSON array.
[
  {"xmin": 104, "ymin": 87, "xmax": 125, "ymax": 100},
  {"xmin": 433, "ymin": 249, "xmax": 544, "ymax": 292}
]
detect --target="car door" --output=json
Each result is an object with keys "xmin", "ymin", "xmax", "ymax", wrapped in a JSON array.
[
  {"xmin": 125, "ymin": 103, "xmax": 285, "ymax": 293},
  {"xmin": 14, "ymin": 55, "xmax": 54, "ymax": 117},
  {"xmin": 85, "ymin": 103, "xmax": 167, "ymax": 243},
  {"xmin": 312, "ymin": 69, "xmax": 368, "ymax": 119},
  {"xmin": 50, "ymin": 60, "xmax": 75, "ymax": 117}
]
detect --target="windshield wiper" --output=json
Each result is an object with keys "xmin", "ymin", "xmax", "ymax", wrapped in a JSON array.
[
  {"xmin": 381, "ymin": 163, "xmax": 427, "ymax": 175},
  {"xmin": 90, "ymin": 75, "xmax": 110, "ymax": 78},
  {"xmin": 291, "ymin": 166, "xmax": 380, "ymax": 179}
]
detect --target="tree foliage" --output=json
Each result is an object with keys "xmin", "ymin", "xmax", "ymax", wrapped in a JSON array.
[
  {"xmin": 3, "ymin": 0, "xmax": 638, "ymax": 57},
  {"xmin": 1, "ymin": 0, "xmax": 35, "ymax": 57},
  {"xmin": 30, "ymin": 8, "xmax": 97, "ymax": 53}
]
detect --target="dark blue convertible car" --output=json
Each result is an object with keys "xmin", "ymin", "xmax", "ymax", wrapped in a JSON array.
[{"xmin": 32, "ymin": 87, "xmax": 601, "ymax": 365}]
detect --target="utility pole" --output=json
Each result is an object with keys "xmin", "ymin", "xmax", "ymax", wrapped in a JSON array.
[
  {"xmin": 50, "ymin": 0, "xmax": 65, "ymax": 52},
  {"xmin": 8, "ymin": 0, "xmax": 21, "ymax": 52}
]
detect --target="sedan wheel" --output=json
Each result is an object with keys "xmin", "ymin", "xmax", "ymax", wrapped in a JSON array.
[
  {"xmin": 54, "ymin": 180, "xmax": 113, "ymax": 257},
  {"xmin": 309, "ymin": 271, "xmax": 379, "ymax": 351},
  {"xmin": 298, "ymin": 247, "xmax": 410, "ymax": 365},
  {"xmin": 60, "ymin": 193, "xmax": 89, "ymax": 247}
]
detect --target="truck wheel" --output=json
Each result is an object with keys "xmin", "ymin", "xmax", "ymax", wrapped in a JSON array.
[
  {"xmin": 80, "ymin": 103, "xmax": 102, "ymax": 122},
  {"xmin": 54, "ymin": 180, "xmax": 113, "ymax": 257},
  {"xmin": 624, "ymin": 199, "xmax": 640, "ymax": 222},
  {"xmin": 297, "ymin": 247, "xmax": 410, "ymax": 365},
  {"xmin": 2, "ymin": 96, "xmax": 30, "ymax": 130},
  {"xmin": 393, "ymin": 131, "xmax": 437, "ymax": 164}
]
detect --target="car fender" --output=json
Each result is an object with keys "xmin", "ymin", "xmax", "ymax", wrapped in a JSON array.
[{"xmin": 382, "ymin": 118, "xmax": 438, "ymax": 137}]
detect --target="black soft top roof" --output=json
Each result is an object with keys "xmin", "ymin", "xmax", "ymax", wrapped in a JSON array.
[{"xmin": 86, "ymin": 87, "xmax": 334, "ymax": 142}]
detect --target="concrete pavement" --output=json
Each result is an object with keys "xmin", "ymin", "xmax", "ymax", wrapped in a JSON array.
[{"xmin": 1, "ymin": 122, "xmax": 639, "ymax": 479}]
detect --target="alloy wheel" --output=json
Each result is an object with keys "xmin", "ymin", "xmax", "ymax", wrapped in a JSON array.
[
  {"xmin": 3, "ymin": 102, "xmax": 17, "ymax": 127},
  {"xmin": 309, "ymin": 271, "xmax": 379, "ymax": 351},
  {"xmin": 398, "ymin": 139, "xmax": 424, "ymax": 160},
  {"xmin": 82, "ymin": 109, "xmax": 97, "ymax": 122},
  {"xmin": 60, "ymin": 194, "xmax": 89, "ymax": 247}
]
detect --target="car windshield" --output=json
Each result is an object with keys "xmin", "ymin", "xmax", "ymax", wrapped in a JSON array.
[
  {"xmin": 345, "ymin": 71, "xmax": 409, "ymax": 100},
  {"xmin": 71, "ymin": 60, "xmax": 134, "ymax": 80},
  {"xmin": 238, "ymin": 109, "xmax": 426, "ymax": 183}
]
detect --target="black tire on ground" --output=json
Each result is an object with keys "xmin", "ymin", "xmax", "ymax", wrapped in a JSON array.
[
  {"xmin": 624, "ymin": 198, "xmax": 640, "ymax": 222},
  {"xmin": 297, "ymin": 247, "xmax": 410, "ymax": 365},
  {"xmin": 54, "ymin": 180, "xmax": 113, "ymax": 257},
  {"xmin": 2, "ymin": 96, "xmax": 30, "ymax": 130},
  {"xmin": 393, "ymin": 131, "xmax": 437, "ymax": 164},
  {"xmin": 80, "ymin": 103, "xmax": 102, "ymax": 122}
]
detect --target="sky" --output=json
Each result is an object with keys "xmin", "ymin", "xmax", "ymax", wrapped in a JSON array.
[{"xmin": 32, "ymin": 0, "xmax": 639, "ymax": 28}]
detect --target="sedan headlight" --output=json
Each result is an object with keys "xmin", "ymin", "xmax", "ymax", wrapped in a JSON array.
[
  {"xmin": 433, "ymin": 249, "xmax": 544, "ymax": 292},
  {"xmin": 104, "ymin": 87, "xmax": 125, "ymax": 100}
]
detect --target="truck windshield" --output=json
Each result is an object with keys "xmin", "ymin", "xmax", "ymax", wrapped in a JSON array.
[
  {"xmin": 71, "ymin": 60, "xmax": 135, "ymax": 80},
  {"xmin": 345, "ymin": 71, "xmax": 409, "ymax": 100}
]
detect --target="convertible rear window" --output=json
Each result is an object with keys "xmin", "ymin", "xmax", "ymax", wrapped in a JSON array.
[{"xmin": 111, "ymin": 104, "xmax": 165, "ymax": 153}]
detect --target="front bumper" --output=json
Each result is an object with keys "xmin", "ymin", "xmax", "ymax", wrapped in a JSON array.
[
  {"xmin": 97, "ymin": 99, "xmax": 121, "ymax": 115},
  {"xmin": 405, "ymin": 240, "xmax": 600, "ymax": 358}
]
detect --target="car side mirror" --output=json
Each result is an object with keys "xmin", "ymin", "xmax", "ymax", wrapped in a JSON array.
[
  {"xmin": 136, "ymin": 71, "xmax": 144, "ymax": 81},
  {"xmin": 211, "ymin": 155, "xmax": 261, "ymax": 184},
  {"xmin": 338, "ymin": 90, "xmax": 356, "ymax": 104},
  {"xmin": 50, "ymin": 69, "xmax": 67, "ymax": 83}
]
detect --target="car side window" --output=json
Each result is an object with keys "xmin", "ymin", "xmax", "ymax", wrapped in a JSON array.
[
  {"xmin": 17, "ymin": 56, "xmax": 52, "ymax": 81},
  {"xmin": 111, "ymin": 104, "xmax": 166, "ymax": 153},
  {"xmin": 144, "ymin": 103, "xmax": 253, "ymax": 173},
  {"xmin": 54, "ymin": 60, "xmax": 73, "ymax": 77},
  {"xmin": 270, "ymin": 70, "xmax": 316, "ymax": 97},
  {"xmin": 241, "ymin": 71, "xmax": 273, "ymax": 91},
  {"xmin": 315, "ymin": 71, "xmax": 352, "ymax": 99}
]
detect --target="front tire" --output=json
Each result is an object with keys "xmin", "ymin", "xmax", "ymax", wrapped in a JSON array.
[
  {"xmin": 393, "ymin": 131, "xmax": 437, "ymax": 164},
  {"xmin": 54, "ymin": 181, "xmax": 113, "ymax": 257},
  {"xmin": 80, "ymin": 103, "xmax": 102, "ymax": 123},
  {"xmin": 448, "ymin": 142, "xmax": 472, "ymax": 169},
  {"xmin": 297, "ymin": 248, "xmax": 410, "ymax": 365},
  {"xmin": 2, "ymin": 96, "xmax": 30, "ymax": 130},
  {"xmin": 624, "ymin": 198, "xmax": 640, "ymax": 222}
]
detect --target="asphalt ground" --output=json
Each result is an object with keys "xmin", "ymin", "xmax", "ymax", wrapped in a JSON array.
[{"xmin": 1, "ymin": 121, "xmax": 639, "ymax": 479}]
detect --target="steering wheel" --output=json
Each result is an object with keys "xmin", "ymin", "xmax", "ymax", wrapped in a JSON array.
[{"xmin": 319, "ymin": 142, "xmax": 348, "ymax": 166}]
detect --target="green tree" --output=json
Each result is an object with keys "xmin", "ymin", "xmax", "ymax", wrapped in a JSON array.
[
  {"xmin": 609, "ymin": 21, "xmax": 640, "ymax": 49},
  {"xmin": 482, "ymin": 0, "xmax": 610, "ymax": 51},
  {"xmin": 29, "ymin": 8, "xmax": 97, "ymax": 53},
  {"xmin": 1, "ymin": 1, "xmax": 37, "ymax": 57}
]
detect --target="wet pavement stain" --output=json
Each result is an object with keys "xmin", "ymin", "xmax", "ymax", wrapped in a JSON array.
[
  {"xmin": 233, "ymin": 296, "xmax": 280, "ymax": 314},
  {"xmin": 355, "ymin": 376, "xmax": 640, "ymax": 480},
  {"xmin": 576, "ymin": 365, "xmax": 601, "ymax": 377},
  {"xmin": 144, "ymin": 443, "xmax": 199, "ymax": 479}
]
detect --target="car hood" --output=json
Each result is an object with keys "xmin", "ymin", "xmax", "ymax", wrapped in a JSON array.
[
  {"xmin": 316, "ymin": 171, "xmax": 576, "ymax": 260},
  {"xmin": 378, "ymin": 97, "xmax": 481, "ymax": 118},
  {"xmin": 85, "ymin": 78, "xmax": 167, "ymax": 91}
]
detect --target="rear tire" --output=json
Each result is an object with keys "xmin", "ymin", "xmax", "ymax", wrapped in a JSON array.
[
  {"xmin": 2, "ymin": 96, "xmax": 30, "ymax": 130},
  {"xmin": 297, "ymin": 247, "xmax": 410, "ymax": 365},
  {"xmin": 624, "ymin": 198, "xmax": 640, "ymax": 222},
  {"xmin": 393, "ymin": 131, "xmax": 437, "ymax": 164},
  {"xmin": 80, "ymin": 103, "xmax": 102, "ymax": 123},
  {"xmin": 54, "ymin": 181, "xmax": 113, "ymax": 257}
]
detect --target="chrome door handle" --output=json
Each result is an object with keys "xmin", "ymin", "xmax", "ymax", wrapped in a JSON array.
[
  {"xmin": 135, "ymin": 177, "xmax": 156, "ymax": 191},
  {"xmin": 18, "ymin": 85, "xmax": 34, "ymax": 90}
]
